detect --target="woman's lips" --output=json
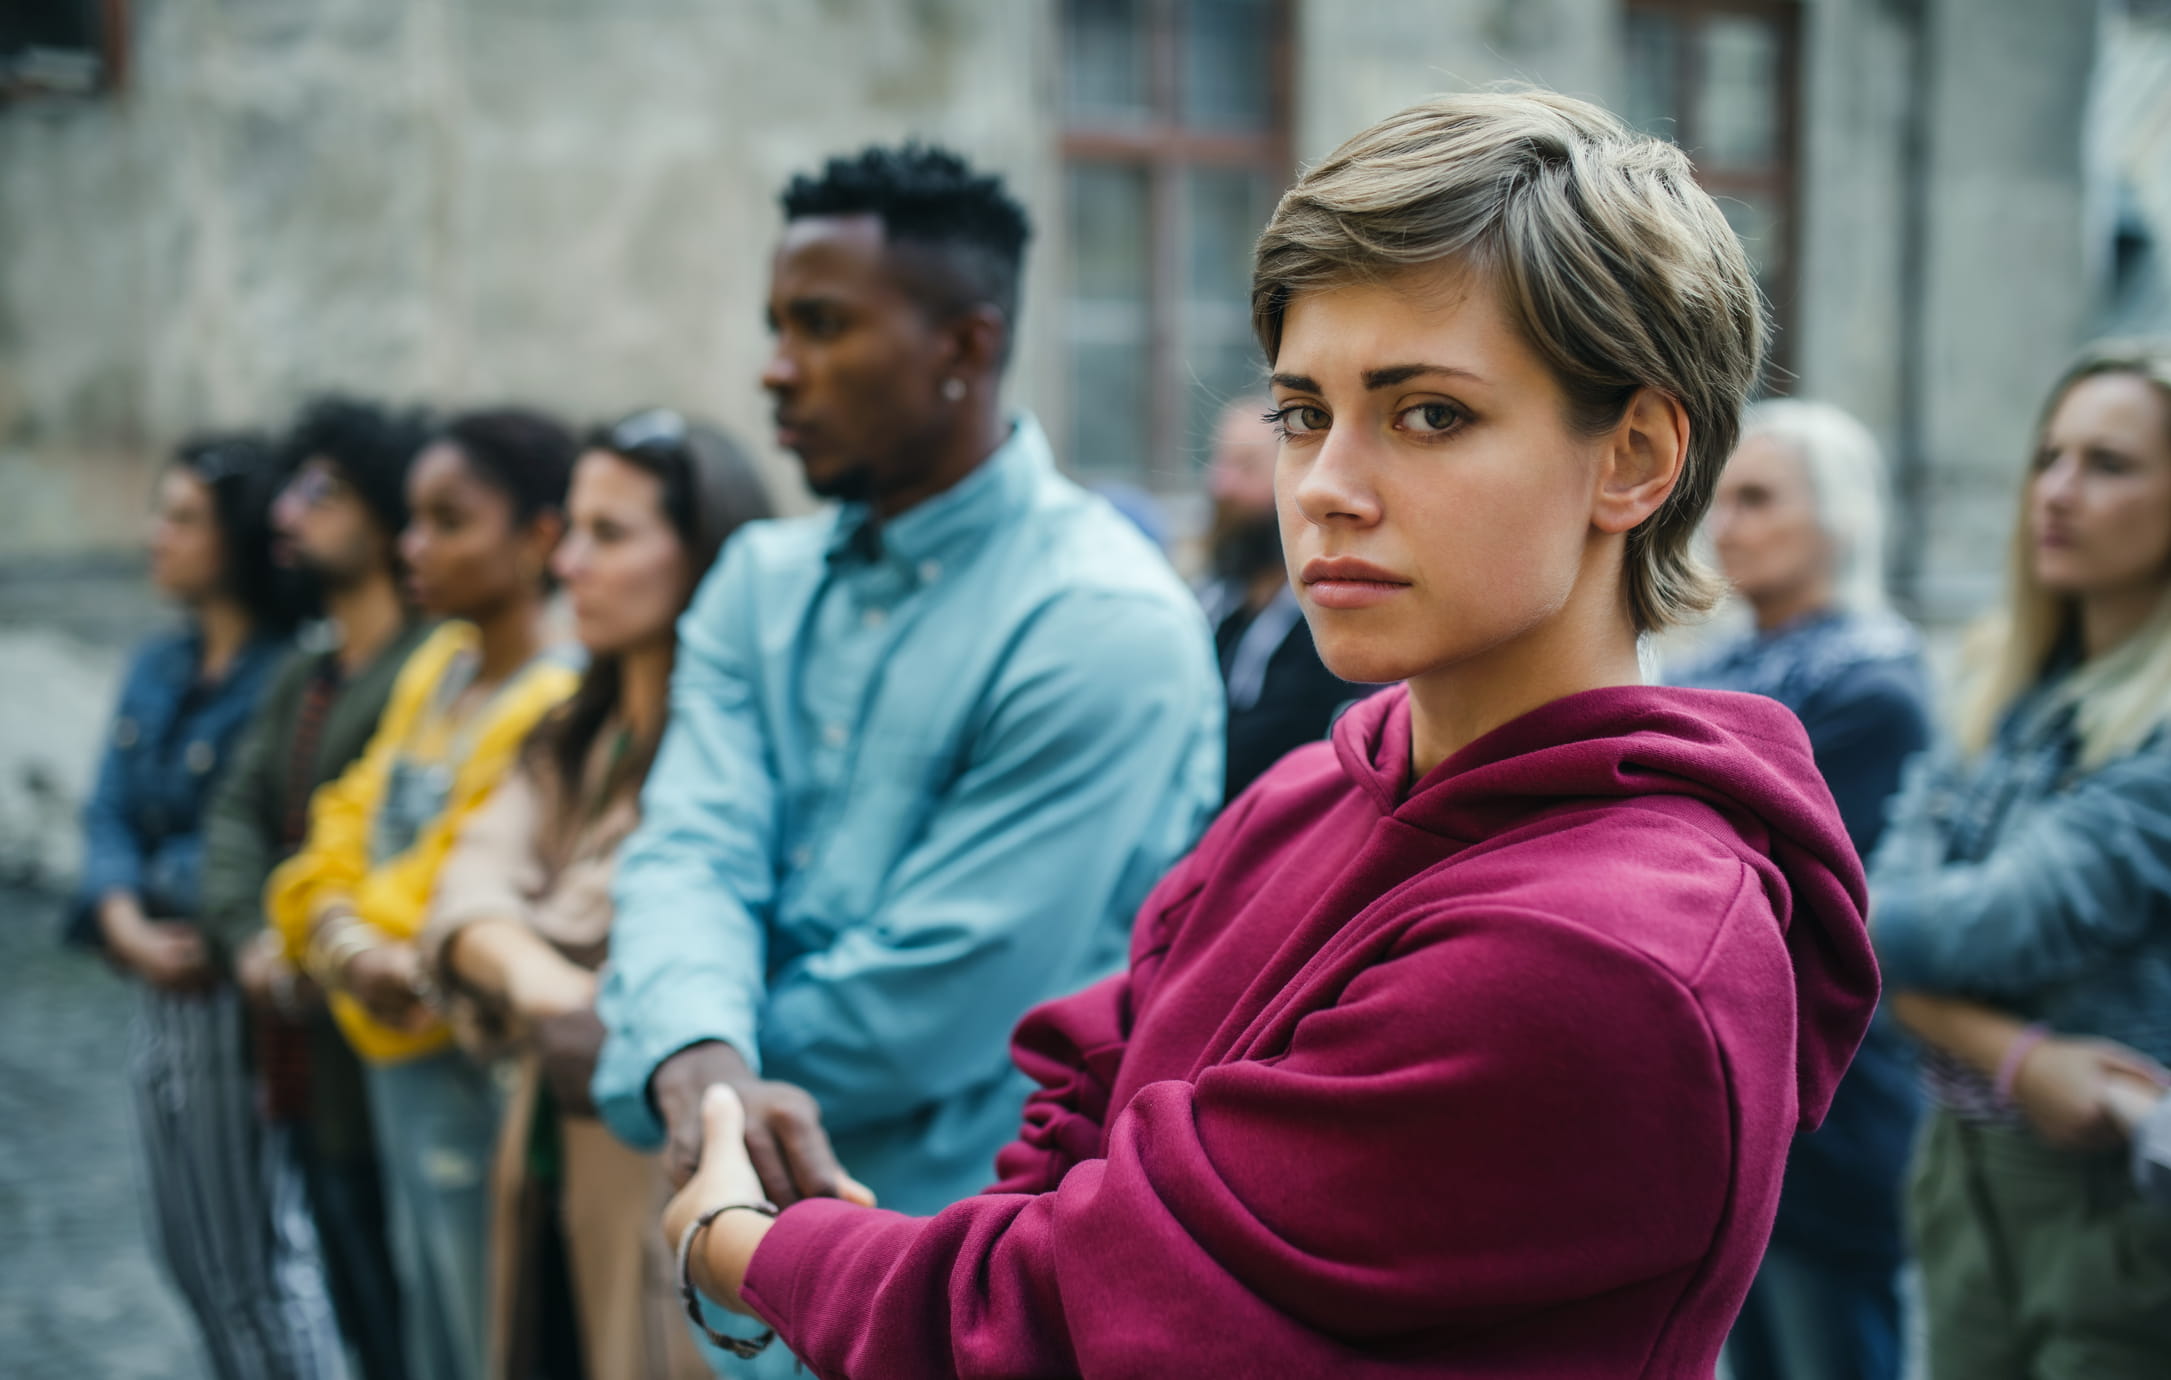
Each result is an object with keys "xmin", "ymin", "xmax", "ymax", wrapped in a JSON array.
[{"xmin": 1301, "ymin": 556, "xmax": 1411, "ymax": 610}]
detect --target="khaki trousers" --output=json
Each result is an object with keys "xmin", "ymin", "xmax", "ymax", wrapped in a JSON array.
[{"xmin": 1909, "ymin": 1108, "xmax": 2171, "ymax": 1380}]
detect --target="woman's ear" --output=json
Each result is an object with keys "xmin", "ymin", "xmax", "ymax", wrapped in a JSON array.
[{"xmin": 1592, "ymin": 388, "xmax": 1689, "ymax": 535}]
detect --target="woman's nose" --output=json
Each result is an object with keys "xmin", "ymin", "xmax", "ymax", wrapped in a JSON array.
[{"xmin": 1291, "ymin": 430, "xmax": 1381, "ymax": 527}]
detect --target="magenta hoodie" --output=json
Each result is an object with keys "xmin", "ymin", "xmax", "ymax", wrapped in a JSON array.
[{"xmin": 741, "ymin": 684, "xmax": 1880, "ymax": 1377}]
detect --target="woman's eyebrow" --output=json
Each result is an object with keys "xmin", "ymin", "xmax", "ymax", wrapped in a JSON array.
[
  {"xmin": 1269, "ymin": 365, "xmax": 1485, "ymax": 393},
  {"xmin": 1360, "ymin": 363, "xmax": 1483, "ymax": 390}
]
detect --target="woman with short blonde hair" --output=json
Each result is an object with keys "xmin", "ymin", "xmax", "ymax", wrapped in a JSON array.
[{"xmin": 659, "ymin": 89, "xmax": 1878, "ymax": 1377}]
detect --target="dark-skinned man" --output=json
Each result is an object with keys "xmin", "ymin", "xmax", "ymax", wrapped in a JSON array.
[{"xmin": 593, "ymin": 145, "xmax": 1224, "ymax": 1361}]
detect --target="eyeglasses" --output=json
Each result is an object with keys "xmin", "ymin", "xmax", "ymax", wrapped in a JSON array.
[
  {"xmin": 598, "ymin": 408, "xmax": 691, "ymax": 466},
  {"xmin": 283, "ymin": 465, "xmax": 350, "ymax": 510}
]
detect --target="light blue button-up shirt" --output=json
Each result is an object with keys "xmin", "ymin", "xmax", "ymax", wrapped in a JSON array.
[{"xmin": 594, "ymin": 415, "xmax": 1224, "ymax": 1215}]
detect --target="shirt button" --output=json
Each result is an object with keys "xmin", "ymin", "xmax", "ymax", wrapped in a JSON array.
[
  {"xmin": 185, "ymin": 741, "xmax": 216, "ymax": 774},
  {"xmin": 918, "ymin": 560, "xmax": 942, "ymax": 584},
  {"xmin": 862, "ymin": 607, "xmax": 888, "ymax": 630},
  {"xmin": 790, "ymin": 845, "xmax": 814, "ymax": 870},
  {"xmin": 823, "ymin": 722, "xmax": 848, "ymax": 748}
]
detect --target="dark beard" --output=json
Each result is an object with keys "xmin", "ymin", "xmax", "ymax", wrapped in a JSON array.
[
  {"xmin": 804, "ymin": 464, "xmax": 875, "ymax": 504},
  {"xmin": 1210, "ymin": 506, "xmax": 1284, "ymax": 582}
]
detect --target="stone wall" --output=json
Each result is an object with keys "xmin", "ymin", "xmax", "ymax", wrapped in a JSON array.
[{"xmin": 0, "ymin": 0, "xmax": 1067, "ymax": 555}]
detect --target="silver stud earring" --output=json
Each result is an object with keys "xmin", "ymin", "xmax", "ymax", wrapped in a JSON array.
[{"xmin": 942, "ymin": 378, "xmax": 966, "ymax": 403}]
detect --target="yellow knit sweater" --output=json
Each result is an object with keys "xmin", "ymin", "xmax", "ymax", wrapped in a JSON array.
[{"xmin": 268, "ymin": 622, "xmax": 578, "ymax": 1063}]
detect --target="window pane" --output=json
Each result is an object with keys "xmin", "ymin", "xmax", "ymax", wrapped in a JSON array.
[
  {"xmin": 1181, "ymin": 0, "xmax": 1274, "ymax": 133},
  {"xmin": 1068, "ymin": 163, "xmax": 1150, "ymax": 304},
  {"xmin": 1696, "ymin": 16, "xmax": 1779, "ymax": 169},
  {"xmin": 1070, "ymin": 339, "xmax": 1154, "ymax": 477},
  {"xmin": 1182, "ymin": 167, "xmax": 1276, "ymax": 462},
  {"xmin": 1063, "ymin": 0, "xmax": 1151, "ymax": 127},
  {"xmin": 1623, "ymin": 11, "xmax": 1680, "ymax": 141},
  {"xmin": 1185, "ymin": 166, "xmax": 1277, "ymax": 309}
]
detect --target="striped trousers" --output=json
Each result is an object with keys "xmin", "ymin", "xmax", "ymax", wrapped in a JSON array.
[{"xmin": 128, "ymin": 984, "xmax": 349, "ymax": 1380}]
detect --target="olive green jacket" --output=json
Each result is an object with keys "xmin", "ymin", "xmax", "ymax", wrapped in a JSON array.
[{"xmin": 197, "ymin": 618, "xmax": 432, "ymax": 1157}]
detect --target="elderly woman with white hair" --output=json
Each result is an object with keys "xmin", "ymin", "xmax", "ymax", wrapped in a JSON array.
[{"xmin": 1673, "ymin": 399, "xmax": 1933, "ymax": 1380}]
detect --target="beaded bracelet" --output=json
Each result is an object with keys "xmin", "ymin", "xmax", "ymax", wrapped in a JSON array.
[{"xmin": 676, "ymin": 1201, "xmax": 780, "ymax": 1358}]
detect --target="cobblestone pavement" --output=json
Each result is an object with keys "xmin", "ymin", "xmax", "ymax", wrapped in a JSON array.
[{"xmin": 0, "ymin": 884, "xmax": 206, "ymax": 1379}]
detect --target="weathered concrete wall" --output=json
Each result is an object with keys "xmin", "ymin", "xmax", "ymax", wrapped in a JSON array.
[
  {"xmin": 1903, "ymin": 0, "xmax": 2098, "ymax": 620},
  {"xmin": 0, "ymin": 0, "xmax": 1065, "ymax": 555},
  {"xmin": 0, "ymin": 0, "xmax": 1070, "ymax": 881}
]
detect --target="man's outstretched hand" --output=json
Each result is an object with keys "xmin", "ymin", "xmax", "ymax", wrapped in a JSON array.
[{"xmin": 650, "ymin": 1040, "xmax": 874, "ymax": 1207}]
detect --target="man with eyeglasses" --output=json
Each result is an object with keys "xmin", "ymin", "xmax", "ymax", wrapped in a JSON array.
[
  {"xmin": 593, "ymin": 144, "xmax": 1224, "ymax": 1343},
  {"xmin": 199, "ymin": 394, "xmax": 435, "ymax": 1380}
]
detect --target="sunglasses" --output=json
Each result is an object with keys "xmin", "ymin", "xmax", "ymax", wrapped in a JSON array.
[{"xmin": 598, "ymin": 408, "xmax": 692, "ymax": 467}]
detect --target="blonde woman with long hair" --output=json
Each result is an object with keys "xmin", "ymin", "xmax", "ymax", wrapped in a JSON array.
[{"xmin": 1870, "ymin": 343, "xmax": 2171, "ymax": 1379}]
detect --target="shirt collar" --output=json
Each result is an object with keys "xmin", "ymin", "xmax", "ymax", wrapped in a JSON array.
[{"xmin": 823, "ymin": 414, "xmax": 1052, "ymax": 576}]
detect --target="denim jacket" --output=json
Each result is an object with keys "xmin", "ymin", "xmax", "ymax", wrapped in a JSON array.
[
  {"xmin": 70, "ymin": 626, "xmax": 288, "ymax": 943},
  {"xmin": 1871, "ymin": 666, "xmax": 2171, "ymax": 1067}
]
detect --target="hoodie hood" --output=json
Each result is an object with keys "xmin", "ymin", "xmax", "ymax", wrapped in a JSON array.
[{"xmin": 1334, "ymin": 684, "xmax": 1879, "ymax": 1132}]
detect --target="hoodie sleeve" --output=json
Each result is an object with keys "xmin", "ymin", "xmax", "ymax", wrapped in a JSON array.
[
  {"xmin": 1873, "ymin": 738, "xmax": 2171, "ymax": 998},
  {"xmin": 987, "ymin": 791, "xmax": 1243, "ymax": 1196},
  {"xmin": 741, "ymin": 910, "xmax": 1733, "ymax": 1377}
]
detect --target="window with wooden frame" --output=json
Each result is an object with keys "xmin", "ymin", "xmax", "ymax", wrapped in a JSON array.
[
  {"xmin": 1058, "ymin": 0, "xmax": 1292, "ymax": 486},
  {"xmin": 1622, "ymin": 0, "xmax": 1802, "ymax": 383},
  {"xmin": 2, "ymin": 0, "xmax": 128, "ymax": 101}
]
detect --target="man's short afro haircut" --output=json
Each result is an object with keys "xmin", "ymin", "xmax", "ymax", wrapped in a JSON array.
[{"xmin": 781, "ymin": 142, "xmax": 1033, "ymax": 345}]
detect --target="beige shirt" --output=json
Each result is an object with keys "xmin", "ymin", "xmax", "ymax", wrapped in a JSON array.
[{"xmin": 423, "ymin": 727, "xmax": 641, "ymax": 1056}]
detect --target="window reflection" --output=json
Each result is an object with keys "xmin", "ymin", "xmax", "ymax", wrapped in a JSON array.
[
  {"xmin": 1699, "ymin": 17, "xmax": 1779, "ymax": 169},
  {"xmin": 1182, "ymin": 0, "xmax": 1274, "ymax": 133}
]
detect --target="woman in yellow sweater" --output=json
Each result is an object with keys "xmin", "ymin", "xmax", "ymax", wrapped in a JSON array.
[{"xmin": 269, "ymin": 410, "xmax": 580, "ymax": 1380}]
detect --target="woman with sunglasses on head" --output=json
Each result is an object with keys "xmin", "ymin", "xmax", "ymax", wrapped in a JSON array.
[
  {"xmin": 267, "ymin": 408, "xmax": 580, "ymax": 1380},
  {"xmin": 1867, "ymin": 344, "xmax": 2171, "ymax": 1379},
  {"xmin": 657, "ymin": 90, "xmax": 1879, "ymax": 1379},
  {"xmin": 73, "ymin": 434, "xmax": 322, "ymax": 1378},
  {"xmin": 418, "ymin": 411, "xmax": 774, "ymax": 1380}
]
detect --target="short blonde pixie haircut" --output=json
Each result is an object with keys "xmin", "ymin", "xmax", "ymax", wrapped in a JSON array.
[{"xmin": 1252, "ymin": 89, "xmax": 1768, "ymax": 632}]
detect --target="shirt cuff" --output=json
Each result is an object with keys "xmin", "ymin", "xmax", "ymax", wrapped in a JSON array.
[{"xmin": 592, "ymin": 1009, "xmax": 763, "ymax": 1150}]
